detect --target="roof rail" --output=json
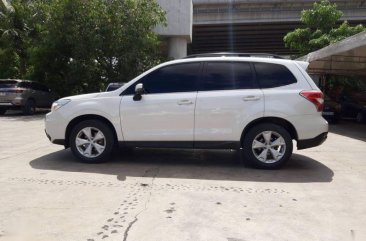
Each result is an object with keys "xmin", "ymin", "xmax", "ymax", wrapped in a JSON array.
[{"xmin": 184, "ymin": 52, "xmax": 285, "ymax": 59}]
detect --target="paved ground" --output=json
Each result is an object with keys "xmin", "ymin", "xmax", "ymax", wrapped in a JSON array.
[{"xmin": 0, "ymin": 111, "xmax": 365, "ymax": 241}]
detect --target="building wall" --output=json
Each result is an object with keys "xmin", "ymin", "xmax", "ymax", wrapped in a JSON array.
[{"xmin": 155, "ymin": 0, "xmax": 193, "ymax": 59}]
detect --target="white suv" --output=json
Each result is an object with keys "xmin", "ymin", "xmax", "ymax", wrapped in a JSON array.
[{"xmin": 45, "ymin": 54, "xmax": 328, "ymax": 169}]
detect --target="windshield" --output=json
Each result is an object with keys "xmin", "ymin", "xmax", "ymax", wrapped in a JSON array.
[{"xmin": 0, "ymin": 80, "xmax": 18, "ymax": 88}]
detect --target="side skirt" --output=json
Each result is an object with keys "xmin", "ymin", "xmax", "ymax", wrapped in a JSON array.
[{"xmin": 120, "ymin": 141, "xmax": 241, "ymax": 149}]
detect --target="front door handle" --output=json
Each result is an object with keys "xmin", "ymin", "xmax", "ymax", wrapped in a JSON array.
[
  {"xmin": 177, "ymin": 99, "xmax": 193, "ymax": 105},
  {"xmin": 242, "ymin": 96, "xmax": 261, "ymax": 101}
]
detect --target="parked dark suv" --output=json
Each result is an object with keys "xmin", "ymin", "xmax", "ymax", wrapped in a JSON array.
[
  {"xmin": 340, "ymin": 91, "xmax": 366, "ymax": 123},
  {"xmin": 0, "ymin": 79, "xmax": 58, "ymax": 115}
]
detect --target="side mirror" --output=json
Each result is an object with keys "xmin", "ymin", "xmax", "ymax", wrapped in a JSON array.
[{"xmin": 133, "ymin": 83, "xmax": 144, "ymax": 101}]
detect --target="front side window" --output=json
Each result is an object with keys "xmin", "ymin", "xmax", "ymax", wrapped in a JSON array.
[
  {"xmin": 17, "ymin": 82, "xmax": 32, "ymax": 89},
  {"xmin": 123, "ymin": 63, "xmax": 201, "ymax": 95},
  {"xmin": 201, "ymin": 62, "xmax": 255, "ymax": 91},
  {"xmin": 254, "ymin": 63, "xmax": 297, "ymax": 88}
]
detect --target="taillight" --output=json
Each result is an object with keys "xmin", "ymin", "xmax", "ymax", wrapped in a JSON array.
[{"xmin": 300, "ymin": 90, "xmax": 324, "ymax": 112}]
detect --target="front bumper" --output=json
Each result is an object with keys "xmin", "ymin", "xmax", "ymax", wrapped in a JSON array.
[
  {"xmin": 45, "ymin": 111, "xmax": 68, "ymax": 145},
  {"xmin": 297, "ymin": 132, "xmax": 328, "ymax": 150},
  {"xmin": 45, "ymin": 129, "xmax": 65, "ymax": 146}
]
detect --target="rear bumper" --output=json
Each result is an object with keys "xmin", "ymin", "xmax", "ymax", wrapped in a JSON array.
[{"xmin": 297, "ymin": 132, "xmax": 328, "ymax": 150}]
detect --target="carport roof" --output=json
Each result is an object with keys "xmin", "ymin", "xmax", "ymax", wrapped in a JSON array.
[{"xmin": 298, "ymin": 31, "xmax": 366, "ymax": 76}]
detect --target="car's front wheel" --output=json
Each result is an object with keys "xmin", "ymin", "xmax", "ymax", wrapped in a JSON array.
[
  {"xmin": 0, "ymin": 108, "xmax": 6, "ymax": 115},
  {"xmin": 356, "ymin": 111, "xmax": 365, "ymax": 123},
  {"xmin": 242, "ymin": 123, "xmax": 293, "ymax": 169},
  {"xmin": 70, "ymin": 120, "xmax": 115, "ymax": 163}
]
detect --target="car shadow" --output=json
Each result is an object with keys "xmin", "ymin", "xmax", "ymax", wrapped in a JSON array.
[
  {"xmin": 329, "ymin": 120, "xmax": 366, "ymax": 142},
  {"xmin": 30, "ymin": 148, "xmax": 334, "ymax": 183}
]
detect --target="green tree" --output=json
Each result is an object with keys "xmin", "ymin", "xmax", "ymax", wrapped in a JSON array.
[
  {"xmin": 284, "ymin": 0, "xmax": 365, "ymax": 57},
  {"xmin": 0, "ymin": 0, "xmax": 37, "ymax": 78},
  {"xmin": 0, "ymin": 0, "xmax": 165, "ymax": 96}
]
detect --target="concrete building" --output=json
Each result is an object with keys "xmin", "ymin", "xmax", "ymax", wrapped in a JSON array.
[
  {"xmin": 155, "ymin": 0, "xmax": 193, "ymax": 60},
  {"xmin": 157, "ymin": 0, "xmax": 366, "ymax": 58}
]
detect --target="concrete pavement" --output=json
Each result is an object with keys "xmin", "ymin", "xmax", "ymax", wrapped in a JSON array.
[{"xmin": 0, "ymin": 112, "xmax": 365, "ymax": 241}]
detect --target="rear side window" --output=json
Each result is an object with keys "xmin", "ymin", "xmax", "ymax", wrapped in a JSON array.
[
  {"xmin": 17, "ymin": 82, "xmax": 32, "ymax": 89},
  {"xmin": 201, "ymin": 62, "xmax": 255, "ymax": 91},
  {"xmin": 254, "ymin": 63, "xmax": 297, "ymax": 88},
  {"xmin": 123, "ymin": 63, "xmax": 201, "ymax": 95},
  {"xmin": 32, "ymin": 82, "xmax": 49, "ymax": 92},
  {"xmin": 0, "ymin": 80, "xmax": 18, "ymax": 88}
]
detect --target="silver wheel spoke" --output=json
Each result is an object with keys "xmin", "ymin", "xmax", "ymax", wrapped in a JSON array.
[
  {"xmin": 257, "ymin": 149, "xmax": 268, "ymax": 162},
  {"xmin": 84, "ymin": 144, "xmax": 92, "ymax": 156},
  {"xmin": 253, "ymin": 140, "xmax": 266, "ymax": 149},
  {"xmin": 76, "ymin": 137, "xmax": 89, "ymax": 147},
  {"xmin": 269, "ymin": 148, "xmax": 283, "ymax": 160},
  {"xmin": 262, "ymin": 131, "xmax": 272, "ymax": 144},
  {"xmin": 270, "ymin": 137, "xmax": 285, "ymax": 147},
  {"xmin": 93, "ymin": 143, "xmax": 105, "ymax": 154},
  {"xmin": 82, "ymin": 127, "xmax": 92, "ymax": 140},
  {"xmin": 93, "ymin": 131, "xmax": 104, "ymax": 141}
]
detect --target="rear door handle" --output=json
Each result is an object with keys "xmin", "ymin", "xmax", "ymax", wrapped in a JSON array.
[
  {"xmin": 242, "ymin": 96, "xmax": 261, "ymax": 101},
  {"xmin": 177, "ymin": 99, "xmax": 193, "ymax": 105}
]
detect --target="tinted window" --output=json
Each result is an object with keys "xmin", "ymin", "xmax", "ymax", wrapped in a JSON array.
[
  {"xmin": 201, "ymin": 62, "xmax": 255, "ymax": 91},
  {"xmin": 123, "ymin": 63, "xmax": 200, "ymax": 95},
  {"xmin": 254, "ymin": 63, "xmax": 297, "ymax": 88},
  {"xmin": 17, "ymin": 82, "xmax": 32, "ymax": 89}
]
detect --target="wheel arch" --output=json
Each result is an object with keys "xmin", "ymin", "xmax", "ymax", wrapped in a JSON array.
[
  {"xmin": 240, "ymin": 117, "xmax": 298, "ymax": 144},
  {"xmin": 65, "ymin": 114, "xmax": 118, "ymax": 148}
]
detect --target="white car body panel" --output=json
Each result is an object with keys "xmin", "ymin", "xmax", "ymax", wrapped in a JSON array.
[
  {"xmin": 45, "ymin": 94, "xmax": 123, "ymax": 142},
  {"xmin": 120, "ymin": 92, "xmax": 197, "ymax": 141},
  {"xmin": 194, "ymin": 89, "xmax": 264, "ymax": 141}
]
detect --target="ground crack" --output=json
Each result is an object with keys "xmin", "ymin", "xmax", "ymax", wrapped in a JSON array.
[{"xmin": 123, "ymin": 168, "xmax": 160, "ymax": 241}]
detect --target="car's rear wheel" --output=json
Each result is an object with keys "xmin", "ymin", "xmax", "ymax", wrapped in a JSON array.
[
  {"xmin": 22, "ymin": 99, "xmax": 36, "ymax": 115},
  {"xmin": 242, "ymin": 123, "xmax": 293, "ymax": 169},
  {"xmin": 70, "ymin": 120, "xmax": 115, "ymax": 163}
]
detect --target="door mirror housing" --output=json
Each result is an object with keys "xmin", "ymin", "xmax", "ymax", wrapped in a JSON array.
[{"xmin": 133, "ymin": 83, "xmax": 144, "ymax": 101}]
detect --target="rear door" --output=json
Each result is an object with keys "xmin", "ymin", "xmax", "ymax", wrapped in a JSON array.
[{"xmin": 194, "ymin": 61, "xmax": 264, "ymax": 144}]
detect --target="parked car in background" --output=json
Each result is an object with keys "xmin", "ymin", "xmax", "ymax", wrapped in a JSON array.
[
  {"xmin": 0, "ymin": 79, "xmax": 58, "ymax": 115},
  {"xmin": 45, "ymin": 54, "xmax": 328, "ymax": 169},
  {"xmin": 322, "ymin": 95, "xmax": 341, "ymax": 123},
  {"xmin": 340, "ymin": 91, "xmax": 366, "ymax": 123},
  {"xmin": 106, "ymin": 82, "xmax": 124, "ymax": 92}
]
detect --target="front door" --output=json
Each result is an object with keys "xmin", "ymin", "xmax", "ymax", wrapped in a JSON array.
[{"xmin": 120, "ymin": 62, "xmax": 201, "ymax": 146}]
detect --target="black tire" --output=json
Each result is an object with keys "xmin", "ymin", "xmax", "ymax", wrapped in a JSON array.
[
  {"xmin": 241, "ymin": 123, "xmax": 293, "ymax": 169},
  {"xmin": 0, "ymin": 108, "xmax": 6, "ymax": 115},
  {"xmin": 69, "ymin": 120, "xmax": 115, "ymax": 163},
  {"xmin": 356, "ymin": 112, "xmax": 365, "ymax": 123},
  {"xmin": 22, "ymin": 99, "xmax": 36, "ymax": 115}
]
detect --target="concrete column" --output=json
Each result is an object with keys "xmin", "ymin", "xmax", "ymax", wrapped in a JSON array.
[{"xmin": 168, "ymin": 37, "xmax": 188, "ymax": 59}]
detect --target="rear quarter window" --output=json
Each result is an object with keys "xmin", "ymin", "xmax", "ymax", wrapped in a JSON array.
[
  {"xmin": 0, "ymin": 80, "xmax": 18, "ymax": 88},
  {"xmin": 254, "ymin": 63, "xmax": 297, "ymax": 88}
]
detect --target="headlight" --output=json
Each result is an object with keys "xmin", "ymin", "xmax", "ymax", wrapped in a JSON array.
[{"xmin": 51, "ymin": 99, "xmax": 71, "ymax": 112}]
